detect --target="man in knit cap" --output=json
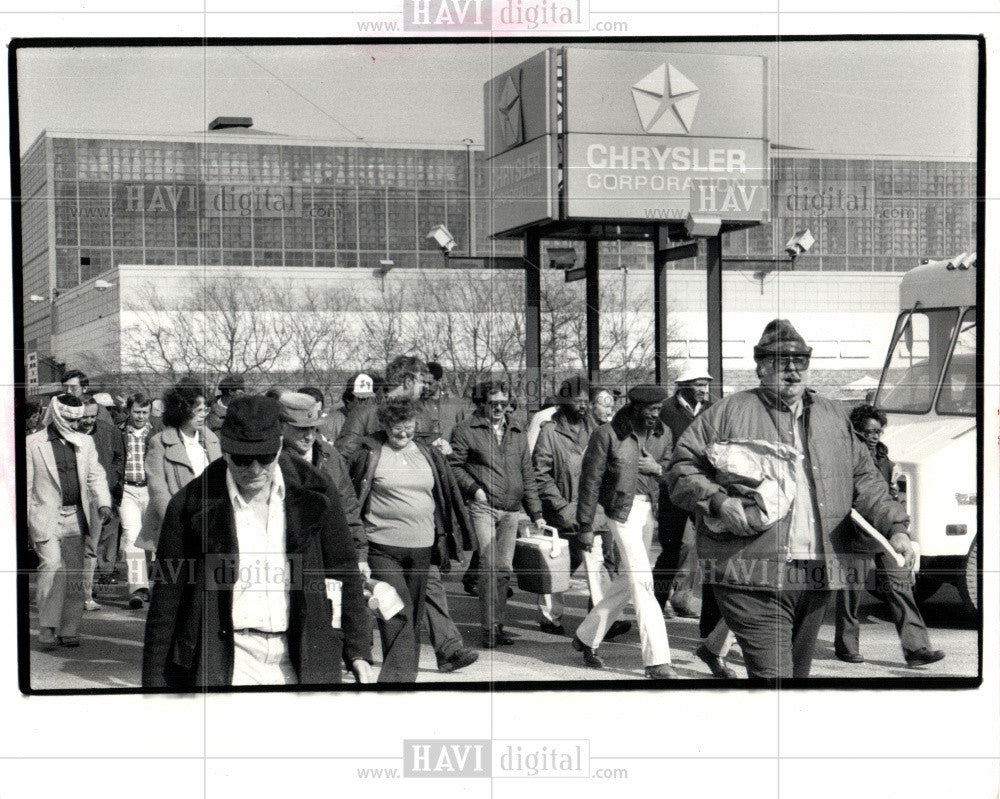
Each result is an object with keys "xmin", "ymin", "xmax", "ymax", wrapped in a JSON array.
[{"xmin": 667, "ymin": 319, "xmax": 915, "ymax": 679}]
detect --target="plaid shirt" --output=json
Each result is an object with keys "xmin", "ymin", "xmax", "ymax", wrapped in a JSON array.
[{"xmin": 124, "ymin": 423, "xmax": 151, "ymax": 484}]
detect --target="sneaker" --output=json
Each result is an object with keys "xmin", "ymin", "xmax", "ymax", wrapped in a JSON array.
[
  {"xmin": 438, "ymin": 647, "xmax": 479, "ymax": 673},
  {"xmin": 84, "ymin": 599, "xmax": 101, "ymax": 611}
]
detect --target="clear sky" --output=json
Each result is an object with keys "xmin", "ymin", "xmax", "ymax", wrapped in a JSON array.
[{"xmin": 16, "ymin": 39, "xmax": 978, "ymax": 157}]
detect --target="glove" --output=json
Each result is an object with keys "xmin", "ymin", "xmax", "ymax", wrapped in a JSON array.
[
  {"xmin": 577, "ymin": 530, "xmax": 595, "ymax": 551},
  {"xmin": 559, "ymin": 514, "xmax": 579, "ymax": 534}
]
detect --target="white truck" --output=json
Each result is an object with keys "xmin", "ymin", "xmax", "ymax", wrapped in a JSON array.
[{"xmin": 873, "ymin": 252, "xmax": 978, "ymax": 612}]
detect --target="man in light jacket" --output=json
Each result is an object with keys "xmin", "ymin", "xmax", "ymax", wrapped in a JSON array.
[
  {"xmin": 26, "ymin": 394, "xmax": 112, "ymax": 646},
  {"xmin": 667, "ymin": 319, "xmax": 915, "ymax": 679}
]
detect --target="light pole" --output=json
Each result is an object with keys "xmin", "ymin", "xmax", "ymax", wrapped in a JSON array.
[{"xmin": 461, "ymin": 138, "xmax": 475, "ymax": 257}]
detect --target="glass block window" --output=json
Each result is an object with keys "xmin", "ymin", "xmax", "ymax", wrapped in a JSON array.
[
  {"xmin": 312, "ymin": 187, "xmax": 336, "ymax": 249},
  {"xmin": 358, "ymin": 188, "xmax": 386, "ymax": 250},
  {"xmin": 56, "ymin": 248, "xmax": 80, "ymax": 288},
  {"xmin": 417, "ymin": 189, "xmax": 447, "ymax": 251}
]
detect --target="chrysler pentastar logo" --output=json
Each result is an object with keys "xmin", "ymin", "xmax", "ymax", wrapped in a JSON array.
[
  {"xmin": 631, "ymin": 63, "xmax": 700, "ymax": 134},
  {"xmin": 498, "ymin": 73, "xmax": 524, "ymax": 148}
]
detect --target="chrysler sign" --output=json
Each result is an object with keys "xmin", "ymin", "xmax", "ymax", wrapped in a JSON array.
[{"xmin": 565, "ymin": 135, "xmax": 768, "ymax": 221}]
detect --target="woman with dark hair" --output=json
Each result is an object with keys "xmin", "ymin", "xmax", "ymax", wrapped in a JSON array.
[
  {"xmin": 348, "ymin": 397, "xmax": 471, "ymax": 682},
  {"xmin": 135, "ymin": 382, "xmax": 221, "ymax": 607},
  {"xmin": 834, "ymin": 404, "xmax": 945, "ymax": 668}
]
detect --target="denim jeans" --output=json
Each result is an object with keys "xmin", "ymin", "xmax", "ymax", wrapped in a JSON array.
[{"xmin": 468, "ymin": 501, "xmax": 519, "ymax": 632}]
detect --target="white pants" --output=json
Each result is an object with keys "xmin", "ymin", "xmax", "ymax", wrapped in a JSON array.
[
  {"xmin": 119, "ymin": 484, "xmax": 150, "ymax": 593},
  {"xmin": 35, "ymin": 508, "xmax": 85, "ymax": 637},
  {"xmin": 575, "ymin": 497, "xmax": 671, "ymax": 666},
  {"xmin": 538, "ymin": 535, "xmax": 612, "ymax": 623},
  {"xmin": 232, "ymin": 631, "xmax": 298, "ymax": 686}
]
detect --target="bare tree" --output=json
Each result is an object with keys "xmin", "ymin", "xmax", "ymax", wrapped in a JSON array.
[
  {"xmin": 121, "ymin": 273, "xmax": 295, "ymax": 389},
  {"xmin": 284, "ymin": 282, "xmax": 360, "ymax": 396}
]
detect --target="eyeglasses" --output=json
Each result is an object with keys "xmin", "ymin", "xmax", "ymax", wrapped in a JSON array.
[
  {"xmin": 770, "ymin": 355, "xmax": 811, "ymax": 371},
  {"xmin": 229, "ymin": 453, "xmax": 278, "ymax": 467}
]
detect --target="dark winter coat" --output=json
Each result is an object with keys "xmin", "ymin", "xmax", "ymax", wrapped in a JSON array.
[
  {"xmin": 448, "ymin": 411, "xmax": 543, "ymax": 519},
  {"xmin": 576, "ymin": 407, "xmax": 673, "ymax": 529},
  {"xmin": 142, "ymin": 456, "xmax": 371, "ymax": 689}
]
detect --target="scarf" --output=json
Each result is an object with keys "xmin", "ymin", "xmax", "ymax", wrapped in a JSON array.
[{"xmin": 42, "ymin": 396, "xmax": 90, "ymax": 450}]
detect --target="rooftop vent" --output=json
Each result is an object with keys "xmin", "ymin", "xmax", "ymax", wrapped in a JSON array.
[{"xmin": 208, "ymin": 116, "xmax": 253, "ymax": 131}]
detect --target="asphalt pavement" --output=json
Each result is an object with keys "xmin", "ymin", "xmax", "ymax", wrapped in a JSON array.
[{"xmin": 25, "ymin": 567, "xmax": 977, "ymax": 690}]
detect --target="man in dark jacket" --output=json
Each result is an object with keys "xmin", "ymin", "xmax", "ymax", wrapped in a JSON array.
[
  {"xmin": 142, "ymin": 395, "xmax": 373, "ymax": 688},
  {"xmin": 654, "ymin": 364, "xmax": 713, "ymax": 617},
  {"xmin": 279, "ymin": 392, "xmax": 368, "ymax": 566},
  {"xmin": 572, "ymin": 385, "xmax": 677, "ymax": 679},
  {"xmin": 533, "ymin": 376, "xmax": 630, "ymax": 640},
  {"xmin": 668, "ymin": 319, "xmax": 915, "ymax": 679},
  {"xmin": 205, "ymin": 374, "xmax": 245, "ymax": 434},
  {"xmin": 79, "ymin": 394, "xmax": 125, "ymax": 609},
  {"xmin": 450, "ymin": 379, "xmax": 544, "ymax": 647}
]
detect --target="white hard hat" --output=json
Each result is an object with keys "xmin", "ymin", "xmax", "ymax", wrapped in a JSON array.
[{"xmin": 674, "ymin": 362, "xmax": 714, "ymax": 385}]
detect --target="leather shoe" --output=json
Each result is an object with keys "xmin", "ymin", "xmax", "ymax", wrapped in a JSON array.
[
  {"xmin": 906, "ymin": 648, "xmax": 945, "ymax": 668},
  {"xmin": 57, "ymin": 636, "xmax": 81, "ymax": 647},
  {"xmin": 480, "ymin": 628, "xmax": 516, "ymax": 648},
  {"xmin": 661, "ymin": 604, "xmax": 676, "ymax": 620},
  {"xmin": 438, "ymin": 647, "xmax": 479, "ymax": 673},
  {"xmin": 539, "ymin": 619, "xmax": 566, "ymax": 635},
  {"xmin": 604, "ymin": 620, "xmax": 632, "ymax": 640},
  {"xmin": 835, "ymin": 651, "xmax": 866, "ymax": 664},
  {"xmin": 572, "ymin": 635, "xmax": 604, "ymax": 669},
  {"xmin": 645, "ymin": 663, "xmax": 679, "ymax": 679},
  {"xmin": 463, "ymin": 583, "xmax": 478, "ymax": 597},
  {"xmin": 38, "ymin": 627, "xmax": 57, "ymax": 645},
  {"xmin": 671, "ymin": 604, "xmax": 700, "ymax": 619},
  {"xmin": 696, "ymin": 644, "xmax": 737, "ymax": 678}
]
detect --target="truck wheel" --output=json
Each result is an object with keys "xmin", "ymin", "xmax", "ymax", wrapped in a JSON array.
[
  {"xmin": 911, "ymin": 574, "xmax": 942, "ymax": 605},
  {"xmin": 958, "ymin": 540, "xmax": 978, "ymax": 613}
]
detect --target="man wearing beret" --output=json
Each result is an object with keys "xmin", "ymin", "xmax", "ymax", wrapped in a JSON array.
[
  {"xmin": 667, "ymin": 319, "xmax": 915, "ymax": 679},
  {"xmin": 143, "ymin": 395, "xmax": 373, "ymax": 687},
  {"xmin": 572, "ymin": 385, "xmax": 677, "ymax": 679}
]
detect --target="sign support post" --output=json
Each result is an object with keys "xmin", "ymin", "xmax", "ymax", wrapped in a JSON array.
[
  {"xmin": 706, "ymin": 234, "xmax": 724, "ymax": 401},
  {"xmin": 585, "ymin": 238, "xmax": 601, "ymax": 385},
  {"xmin": 524, "ymin": 228, "xmax": 543, "ymax": 413}
]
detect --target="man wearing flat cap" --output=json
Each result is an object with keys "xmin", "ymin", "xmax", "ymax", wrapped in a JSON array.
[
  {"xmin": 572, "ymin": 384, "xmax": 677, "ymax": 679},
  {"xmin": 667, "ymin": 319, "xmax": 914, "ymax": 679},
  {"xmin": 278, "ymin": 392, "xmax": 368, "ymax": 570},
  {"xmin": 143, "ymin": 395, "xmax": 373, "ymax": 687}
]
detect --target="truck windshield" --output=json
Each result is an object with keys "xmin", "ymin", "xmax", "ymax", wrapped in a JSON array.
[
  {"xmin": 876, "ymin": 307, "xmax": 960, "ymax": 413},
  {"xmin": 936, "ymin": 308, "xmax": 976, "ymax": 416}
]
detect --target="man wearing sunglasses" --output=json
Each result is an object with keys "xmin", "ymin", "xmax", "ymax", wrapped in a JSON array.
[
  {"xmin": 143, "ymin": 394, "xmax": 373, "ymax": 687},
  {"xmin": 667, "ymin": 319, "xmax": 915, "ymax": 679}
]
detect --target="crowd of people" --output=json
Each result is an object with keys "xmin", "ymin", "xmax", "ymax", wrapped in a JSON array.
[{"xmin": 24, "ymin": 318, "xmax": 945, "ymax": 686}]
